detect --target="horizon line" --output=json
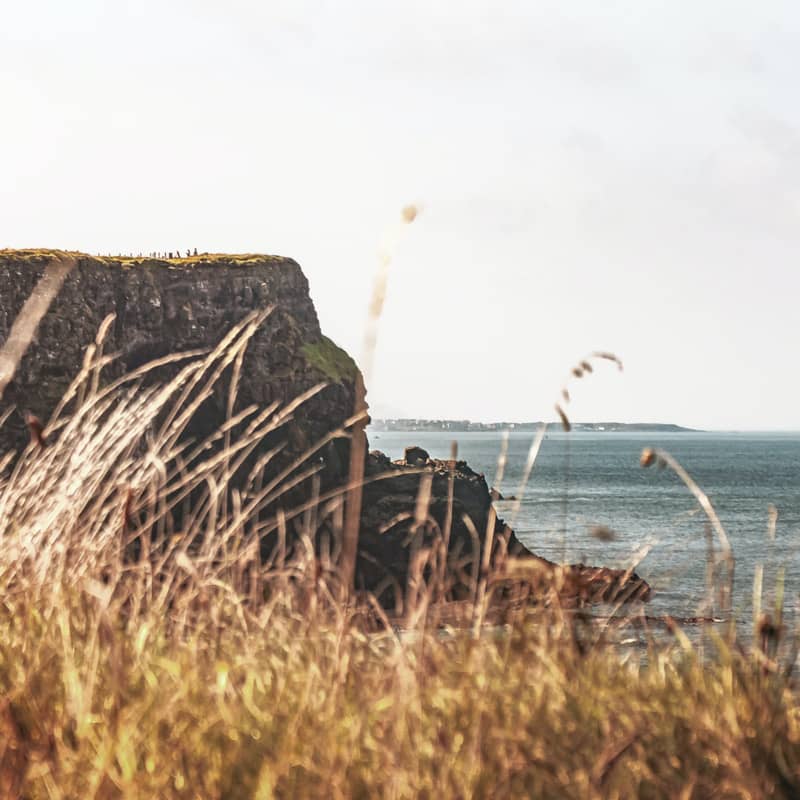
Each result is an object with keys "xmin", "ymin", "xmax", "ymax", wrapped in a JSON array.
[{"xmin": 368, "ymin": 418, "xmax": 800, "ymax": 433}]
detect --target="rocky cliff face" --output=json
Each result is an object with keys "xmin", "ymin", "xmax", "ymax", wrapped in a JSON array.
[{"xmin": 0, "ymin": 251, "xmax": 357, "ymax": 471}]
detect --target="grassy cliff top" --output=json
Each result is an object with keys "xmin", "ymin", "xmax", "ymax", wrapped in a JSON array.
[{"xmin": 0, "ymin": 249, "xmax": 295, "ymax": 268}]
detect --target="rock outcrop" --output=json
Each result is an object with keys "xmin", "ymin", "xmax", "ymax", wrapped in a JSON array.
[{"xmin": 358, "ymin": 450, "xmax": 651, "ymax": 610}]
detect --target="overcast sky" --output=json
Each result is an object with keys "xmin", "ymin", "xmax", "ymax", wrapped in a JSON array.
[{"xmin": 2, "ymin": 1, "xmax": 799, "ymax": 429}]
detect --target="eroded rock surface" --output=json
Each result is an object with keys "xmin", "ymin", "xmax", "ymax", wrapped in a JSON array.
[{"xmin": 0, "ymin": 251, "xmax": 357, "ymax": 477}]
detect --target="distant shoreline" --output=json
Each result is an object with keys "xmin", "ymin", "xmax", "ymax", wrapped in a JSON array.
[{"xmin": 369, "ymin": 419, "xmax": 699, "ymax": 433}]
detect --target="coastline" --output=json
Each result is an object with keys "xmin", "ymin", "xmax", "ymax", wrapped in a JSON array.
[{"xmin": 370, "ymin": 419, "xmax": 699, "ymax": 433}]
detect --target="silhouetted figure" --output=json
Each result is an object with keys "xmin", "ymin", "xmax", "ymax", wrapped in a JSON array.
[
  {"xmin": 193, "ymin": 247, "xmax": 198, "ymax": 256},
  {"xmin": 168, "ymin": 251, "xmax": 173, "ymax": 259}
]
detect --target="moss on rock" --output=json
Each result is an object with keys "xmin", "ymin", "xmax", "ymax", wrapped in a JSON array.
[{"xmin": 302, "ymin": 336, "xmax": 359, "ymax": 383}]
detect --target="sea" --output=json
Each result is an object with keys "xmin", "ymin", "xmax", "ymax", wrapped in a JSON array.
[{"xmin": 367, "ymin": 429, "xmax": 800, "ymax": 635}]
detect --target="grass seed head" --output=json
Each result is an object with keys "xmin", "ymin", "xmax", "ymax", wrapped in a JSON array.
[
  {"xmin": 401, "ymin": 204, "xmax": 419, "ymax": 224},
  {"xmin": 593, "ymin": 351, "xmax": 623, "ymax": 371},
  {"xmin": 640, "ymin": 447, "xmax": 657, "ymax": 468},
  {"xmin": 590, "ymin": 525, "xmax": 616, "ymax": 542}
]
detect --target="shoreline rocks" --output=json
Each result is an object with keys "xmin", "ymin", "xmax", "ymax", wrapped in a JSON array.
[{"xmin": 356, "ymin": 451, "xmax": 651, "ymax": 610}]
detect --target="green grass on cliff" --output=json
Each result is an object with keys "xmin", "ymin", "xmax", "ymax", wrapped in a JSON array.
[
  {"xmin": 1, "ymin": 308, "xmax": 799, "ymax": 799},
  {"xmin": 303, "ymin": 335, "xmax": 359, "ymax": 382}
]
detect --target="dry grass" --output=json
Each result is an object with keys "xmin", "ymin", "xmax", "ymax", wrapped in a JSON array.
[
  {"xmin": 0, "ymin": 273, "xmax": 799, "ymax": 797},
  {"xmin": 4, "ymin": 587, "xmax": 800, "ymax": 799}
]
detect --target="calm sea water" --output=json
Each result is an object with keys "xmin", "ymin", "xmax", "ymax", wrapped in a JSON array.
[{"xmin": 367, "ymin": 430, "xmax": 800, "ymax": 627}]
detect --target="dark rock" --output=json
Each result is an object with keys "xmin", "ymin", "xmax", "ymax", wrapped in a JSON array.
[
  {"xmin": 356, "ymin": 452, "xmax": 652, "ymax": 610},
  {"xmin": 555, "ymin": 561, "xmax": 652, "ymax": 604},
  {"xmin": 403, "ymin": 445, "xmax": 429, "ymax": 466},
  {"xmin": 357, "ymin": 453, "xmax": 518, "ymax": 608}
]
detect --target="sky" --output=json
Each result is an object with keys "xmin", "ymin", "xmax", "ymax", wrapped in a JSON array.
[{"xmin": 2, "ymin": 1, "xmax": 799, "ymax": 430}]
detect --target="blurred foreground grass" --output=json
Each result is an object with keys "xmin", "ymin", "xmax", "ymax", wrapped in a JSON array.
[{"xmin": 3, "ymin": 591, "xmax": 800, "ymax": 798}]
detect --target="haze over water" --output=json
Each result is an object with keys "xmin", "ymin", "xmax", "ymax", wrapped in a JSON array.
[{"xmin": 369, "ymin": 429, "xmax": 800, "ymax": 628}]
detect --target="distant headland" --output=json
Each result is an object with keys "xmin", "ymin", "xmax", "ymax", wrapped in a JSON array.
[{"xmin": 369, "ymin": 419, "xmax": 698, "ymax": 433}]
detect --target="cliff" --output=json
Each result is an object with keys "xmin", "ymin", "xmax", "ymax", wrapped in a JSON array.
[{"xmin": 0, "ymin": 250, "xmax": 357, "ymax": 473}]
